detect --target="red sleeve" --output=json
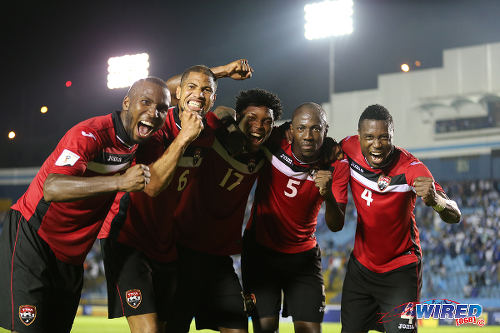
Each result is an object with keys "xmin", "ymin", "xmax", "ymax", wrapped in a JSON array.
[
  {"xmin": 405, "ymin": 160, "xmax": 443, "ymax": 192},
  {"xmin": 46, "ymin": 125, "xmax": 102, "ymax": 176},
  {"xmin": 331, "ymin": 158, "xmax": 350, "ymax": 204}
]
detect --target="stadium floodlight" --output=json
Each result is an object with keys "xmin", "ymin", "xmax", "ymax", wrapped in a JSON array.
[
  {"xmin": 107, "ymin": 53, "xmax": 150, "ymax": 90},
  {"xmin": 304, "ymin": 0, "xmax": 353, "ymax": 40},
  {"xmin": 304, "ymin": 0, "xmax": 353, "ymax": 118}
]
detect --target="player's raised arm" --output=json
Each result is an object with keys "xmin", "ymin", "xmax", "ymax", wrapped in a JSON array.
[
  {"xmin": 166, "ymin": 59, "xmax": 254, "ymax": 106},
  {"xmin": 144, "ymin": 110, "xmax": 203, "ymax": 197},
  {"xmin": 413, "ymin": 176, "xmax": 461, "ymax": 224},
  {"xmin": 43, "ymin": 164, "xmax": 151, "ymax": 202},
  {"xmin": 314, "ymin": 170, "xmax": 347, "ymax": 232}
]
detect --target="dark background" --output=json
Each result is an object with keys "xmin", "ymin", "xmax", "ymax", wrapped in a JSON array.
[{"xmin": 2, "ymin": 0, "xmax": 500, "ymax": 167}]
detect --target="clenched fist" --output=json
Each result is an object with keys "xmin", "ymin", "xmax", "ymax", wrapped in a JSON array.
[
  {"xmin": 314, "ymin": 170, "xmax": 333, "ymax": 197},
  {"xmin": 413, "ymin": 176, "xmax": 439, "ymax": 206},
  {"xmin": 118, "ymin": 164, "xmax": 151, "ymax": 192},
  {"xmin": 223, "ymin": 59, "xmax": 254, "ymax": 80},
  {"xmin": 179, "ymin": 110, "xmax": 204, "ymax": 144}
]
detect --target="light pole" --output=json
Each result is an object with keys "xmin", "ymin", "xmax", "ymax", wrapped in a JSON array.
[{"xmin": 304, "ymin": 0, "xmax": 353, "ymax": 116}]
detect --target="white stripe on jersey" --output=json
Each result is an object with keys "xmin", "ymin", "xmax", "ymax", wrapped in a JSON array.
[
  {"xmin": 212, "ymin": 138, "xmax": 264, "ymax": 174},
  {"xmin": 350, "ymin": 168, "xmax": 414, "ymax": 193},
  {"xmin": 268, "ymin": 150, "xmax": 314, "ymax": 181},
  {"xmin": 87, "ymin": 161, "xmax": 131, "ymax": 174}
]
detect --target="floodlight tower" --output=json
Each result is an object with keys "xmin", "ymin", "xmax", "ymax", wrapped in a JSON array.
[
  {"xmin": 304, "ymin": 0, "xmax": 353, "ymax": 114},
  {"xmin": 107, "ymin": 53, "xmax": 150, "ymax": 89}
]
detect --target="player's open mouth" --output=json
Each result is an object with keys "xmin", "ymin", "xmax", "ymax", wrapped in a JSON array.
[
  {"xmin": 187, "ymin": 100, "xmax": 203, "ymax": 112},
  {"xmin": 370, "ymin": 152, "xmax": 384, "ymax": 164},
  {"xmin": 248, "ymin": 132, "xmax": 264, "ymax": 145},
  {"xmin": 137, "ymin": 120, "xmax": 155, "ymax": 138}
]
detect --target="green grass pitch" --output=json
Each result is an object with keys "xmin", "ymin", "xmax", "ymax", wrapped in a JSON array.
[{"xmin": 2, "ymin": 316, "xmax": 497, "ymax": 332}]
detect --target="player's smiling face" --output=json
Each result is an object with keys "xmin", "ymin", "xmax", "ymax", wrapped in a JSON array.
[
  {"xmin": 290, "ymin": 107, "xmax": 327, "ymax": 163},
  {"xmin": 238, "ymin": 105, "xmax": 274, "ymax": 153},
  {"xmin": 176, "ymin": 72, "xmax": 216, "ymax": 117},
  {"xmin": 122, "ymin": 80, "xmax": 170, "ymax": 144},
  {"xmin": 358, "ymin": 119, "xmax": 394, "ymax": 169}
]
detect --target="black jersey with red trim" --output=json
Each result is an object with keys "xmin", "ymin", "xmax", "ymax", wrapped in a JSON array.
[
  {"xmin": 174, "ymin": 132, "xmax": 266, "ymax": 256},
  {"xmin": 11, "ymin": 112, "xmax": 137, "ymax": 265},
  {"xmin": 98, "ymin": 107, "xmax": 219, "ymax": 262},
  {"xmin": 341, "ymin": 135, "xmax": 443, "ymax": 273},
  {"xmin": 247, "ymin": 138, "xmax": 349, "ymax": 254}
]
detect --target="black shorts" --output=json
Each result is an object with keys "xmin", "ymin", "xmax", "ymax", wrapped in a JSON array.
[
  {"xmin": 168, "ymin": 245, "xmax": 247, "ymax": 332},
  {"xmin": 341, "ymin": 255, "xmax": 421, "ymax": 333},
  {"xmin": 241, "ymin": 230, "xmax": 325, "ymax": 323},
  {"xmin": 0, "ymin": 209, "xmax": 83, "ymax": 333},
  {"xmin": 100, "ymin": 238, "xmax": 177, "ymax": 320}
]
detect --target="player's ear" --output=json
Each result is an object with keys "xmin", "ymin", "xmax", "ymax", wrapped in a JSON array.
[
  {"xmin": 176, "ymin": 86, "xmax": 182, "ymax": 100},
  {"xmin": 122, "ymin": 96, "xmax": 130, "ymax": 111}
]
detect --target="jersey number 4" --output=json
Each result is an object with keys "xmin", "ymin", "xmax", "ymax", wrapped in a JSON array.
[{"xmin": 361, "ymin": 188, "xmax": 373, "ymax": 206}]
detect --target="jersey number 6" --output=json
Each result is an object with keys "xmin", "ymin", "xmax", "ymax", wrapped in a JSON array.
[{"xmin": 177, "ymin": 170, "xmax": 190, "ymax": 191}]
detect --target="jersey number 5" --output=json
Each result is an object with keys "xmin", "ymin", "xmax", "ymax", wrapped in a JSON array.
[
  {"xmin": 361, "ymin": 188, "xmax": 373, "ymax": 206},
  {"xmin": 284, "ymin": 179, "xmax": 301, "ymax": 198}
]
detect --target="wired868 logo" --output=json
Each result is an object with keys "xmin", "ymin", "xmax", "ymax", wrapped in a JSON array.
[{"xmin": 379, "ymin": 299, "xmax": 485, "ymax": 328}]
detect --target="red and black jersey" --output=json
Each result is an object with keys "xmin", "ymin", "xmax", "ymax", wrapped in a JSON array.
[
  {"xmin": 341, "ymin": 135, "xmax": 443, "ymax": 273},
  {"xmin": 98, "ymin": 107, "xmax": 219, "ymax": 262},
  {"xmin": 174, "ymin": 132, "xmax": 266, "ymax": 256},
  {"xmin": 247, "ymin": 137, "xmax": 349, "ymax": 254},
  {"xmin": 12, "ymin": 112, "xmax": 137, "ymax": 265}
]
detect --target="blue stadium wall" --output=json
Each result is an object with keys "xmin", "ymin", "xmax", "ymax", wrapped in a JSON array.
[{"xmin": 420, "ymin": 152, "xmax": 500, "ymax": 181}]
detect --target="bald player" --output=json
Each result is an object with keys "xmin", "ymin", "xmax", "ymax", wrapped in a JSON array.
[
  {"xmin": 0, "ymin": 77, "xmax": 171, "ymax": 333},
  {"xmin": 241, "ymin": 102, "xmax": 349, "ymax": 333}
]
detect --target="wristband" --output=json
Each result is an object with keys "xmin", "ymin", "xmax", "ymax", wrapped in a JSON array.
[{"xmin": 432, "ymin": 195, "xmax": 447, "ymax": 212}]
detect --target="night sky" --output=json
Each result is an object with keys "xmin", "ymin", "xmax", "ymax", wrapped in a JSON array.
[{"xmin": 2, "ymin": 0, "xmax": 500, "ymax": 167}]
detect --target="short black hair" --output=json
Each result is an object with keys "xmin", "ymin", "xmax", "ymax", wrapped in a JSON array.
[
  {"xmin": 235, "ymin": 88, "xmax": 283, "ymax": 121},
  {"xmin": 358, "ymin": 104, "xmax": 393, "ymax": 130},
  {"xmin": 180, "ymin": 65, "xmax": 217, "ymax": 89},
  {"xmin": 127, "ymin": 76, "xmax": 167, "ymax": 97}
]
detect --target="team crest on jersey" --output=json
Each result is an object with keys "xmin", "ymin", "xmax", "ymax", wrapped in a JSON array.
[
  {"xmin": 19, "ymin": 305, "xmax": 36, "ymax": 326},
  {"xmin": 126, "ymin": 289, "xmax": 142, "ymax": 308},
  {"xmin": 243, "ymin": 292, "xmax": 256, "ymax": 314},
  {"xmin": 248, "ymin": 158, "xmax": 256, "ymax": 173},
  {"xmin": 192, "ymin": 148, "xmax": 202, "ymax": 166},
  {"xmin": 377, "ymin": 175, "xmax": 391, "ymax": 191}
]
